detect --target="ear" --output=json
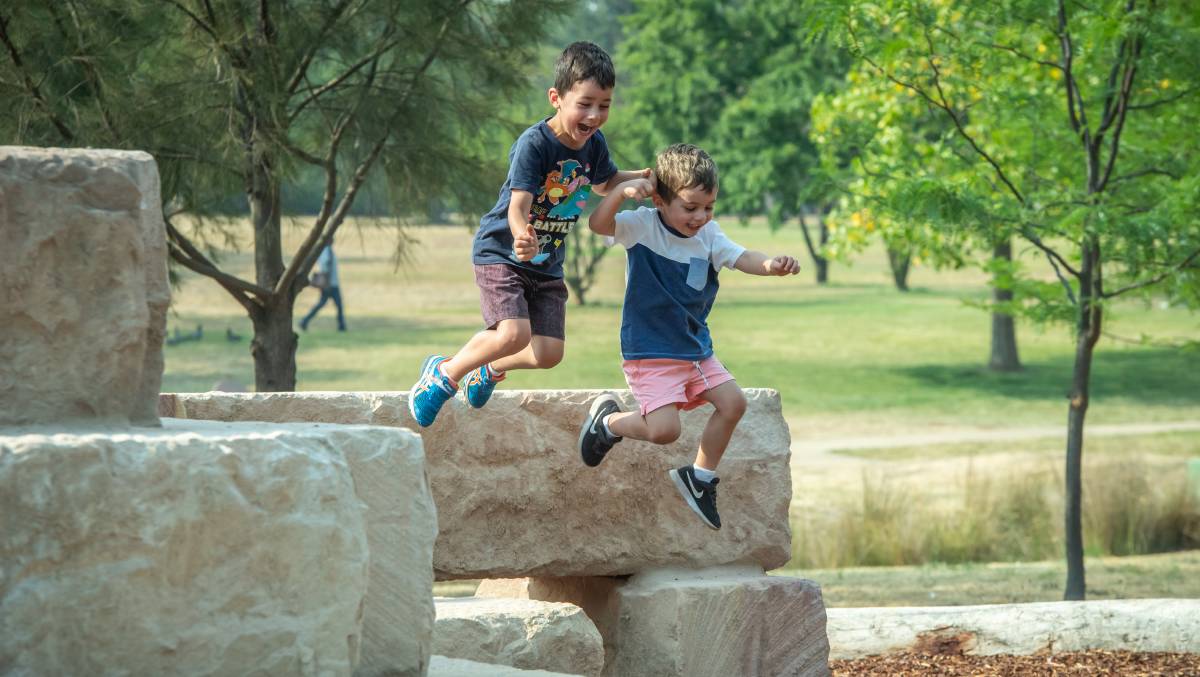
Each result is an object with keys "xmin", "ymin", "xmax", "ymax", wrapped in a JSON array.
[
  {"xmin": 651, "ymin": 192, "xmax": 668, "ymax": 210},
  {"xmin": 547, "ymin": 87, "xmax": 561, "ymax": 109}
]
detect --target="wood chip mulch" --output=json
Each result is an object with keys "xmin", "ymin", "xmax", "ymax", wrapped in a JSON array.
[{"xmin": 831, "ymin": 650, "xmax": 1200, "ymax": 676}]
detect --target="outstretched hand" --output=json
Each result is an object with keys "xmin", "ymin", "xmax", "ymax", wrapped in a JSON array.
[
  {"xmin": 769, "ymin": 255, "xmax": 801, "ymax": 276},
  {"xmin": 621, "ymin": 177, "xmax": 655, "ymax": 201},
  {"xmin": 513, "ymin": 224, "xmax": 538, "ymax": 261}
]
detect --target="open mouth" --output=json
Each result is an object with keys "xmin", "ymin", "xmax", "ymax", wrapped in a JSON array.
[{"xmin": 576, "ymin": 123, "xmax": 595, "ymax": 137}]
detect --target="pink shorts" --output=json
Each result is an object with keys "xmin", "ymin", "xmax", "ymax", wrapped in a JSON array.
[{"xmin": 621, "ymin": 356, "xmax": 736, "ymax": 416}]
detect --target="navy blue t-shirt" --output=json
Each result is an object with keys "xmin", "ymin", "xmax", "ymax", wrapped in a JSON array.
[{"xmin": 472, "ymin": 119, "xmax": 618, "ymax": 278}]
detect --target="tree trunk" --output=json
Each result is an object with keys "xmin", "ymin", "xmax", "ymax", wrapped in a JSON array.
[
  {"xmin": 886, "ymin": 245, "xmax": 911, "ymax": 292},
  {"xmin": 989, "ymin": 239, "xmax": 1022, "ymax": 371},
  {"xmin": 250, "ymin": 297, "xmax": 299, "ymax": 392},
  {"xmin": 1064, "ymin": 238, "xmax": 1102, "ymax": 601},
  {"xmin": 798, "ymin": 209, "xmax": 830, "ymax": 285},
  {"xmin": 246, "ymin": 143, "xmax": 298, "ymax": 391},
  {"xmin": 816, "ymin": 219, "xmax": 830, "ymax": 284}
]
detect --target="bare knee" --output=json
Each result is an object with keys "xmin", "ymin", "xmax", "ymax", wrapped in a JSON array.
[
  {"xmin": 493, "ymin": 323, "xmax": 531, "ymax": 355},
  {"xmin": 530, "ymin": 338, "xmax": 561, "ymax": 369},
  {"xmin": 719, "ymin": 391, "xmax": 747, "ymax": 421},
  {"xmin": 647, "ymin": 419, "xmax": 682, "ymax": 445}
]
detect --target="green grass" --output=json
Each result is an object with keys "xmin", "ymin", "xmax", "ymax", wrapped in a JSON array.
[
  {"xmin": 163, "ymin": 218, "xmax": 1200, "ymax": 435},
  {"xmin": 777, "ymin": 550, "xmax": 1200, "ymax": 607}
]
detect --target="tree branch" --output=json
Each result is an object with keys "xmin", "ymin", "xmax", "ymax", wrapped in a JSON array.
[
  {"xmin": 1102, "ymin": 248, "xmax": 1200, "ymax": 298},
  {"xmin": 288, "ymin": 36, "xmax": 399, "ymax": 122},
  {"xmin": 0, "ymin": 12, "xmax": 76, "ymax": 141},
  {"xmin": 166, "ymin": 218, "xmax": 272, "ymax": 300},
  {"xmin": 1097, "ymin": 32, "xmax": 1141, "ymax": 192},
  {"xmin": 285, "ymin": 0, "xmax": 355, "ymax": 94},
  {"xmin": 981, "ymin": 41, "xmax": 1063, "ymax": 71},
  {"xmin": 1057, "ymin": 0, "xmax": 1090, "ymax": 139},
  {"xmin": 276, "ymin": 0, "xmax": 474, "ymax": 298},
  {"xmin": 1128, "ymin": 87, "xmax": 1198, "ymax": 110}
]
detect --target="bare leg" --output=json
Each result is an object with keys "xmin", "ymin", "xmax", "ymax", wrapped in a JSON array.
[
  {"xmin": 693, "ymin": 380, "xmax": 746, "ymax": 471},
  {"xmin": 607, "ymin": 404, "xmax": 682, "ymax": 446},
  {"xmin": 489, "ymin": 335, "xmax": 564, "ymax": 373},
  {"xmin": 440, "ymin": 318, "xmax": 530, "ymax": 382}
]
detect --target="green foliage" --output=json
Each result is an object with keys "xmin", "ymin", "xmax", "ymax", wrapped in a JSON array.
[
  {"xmin": 812, "ymin": 0, "xmax": 1200, "ymax": 320},
  {"xmin": 611, "ymin": 0, "xmax": 849, "ymax": 221}
]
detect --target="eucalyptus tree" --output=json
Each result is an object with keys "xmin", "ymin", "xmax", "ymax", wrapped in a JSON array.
[
  {"xmin": 812, "ymin": 0, "xmax": 1200, "ymax": 598},
  {"xmin": 2, "ymin": 0, "xmax": 565, "ymax": 390}
]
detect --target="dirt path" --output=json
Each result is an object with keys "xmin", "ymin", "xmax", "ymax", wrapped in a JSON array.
[
  {"xmin": 791, "ymin": 420, "xmax": 1200, "ymax": 463},
  {"xmin": 787, "ymin": 419, "xmax": 1200, "ymax": 514}
]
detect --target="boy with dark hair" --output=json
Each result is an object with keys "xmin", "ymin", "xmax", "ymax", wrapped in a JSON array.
[
  {"xmin": 409, "ymin": 41, "xmax": 651, "ymax": 427},
  {"xmin": 578, "ymin": 143, "xmax": 800, "ymax": 530}
]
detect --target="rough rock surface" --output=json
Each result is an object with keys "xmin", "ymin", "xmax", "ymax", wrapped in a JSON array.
[
  {"xmin": 429, "ymin": 655, "xmax": 583, "ymax": 677},
  {"xmin": 328, "ymin": 422, "xmax": 438, "ymax": 677},
  {"xmin": 160, "ymin": 389, "xmax": 793, "ymax": 578},
  {"xmin": 0, "ymin": 147, "xmax": 168, "ymax": 426},
  {"xmin": 434, "ymin": 596, "xmax": 603, "ymax": 677},
  {"xmin": 0, "ymin": 419, "xmax": 435, "ymax": 676},
  {"xmin": 825, "ymin": 599, "xmax": 1200, "ymax": 660},
  {"xmin": 477, "ymin": 566, "xmax": 831, "ymax": 677}
]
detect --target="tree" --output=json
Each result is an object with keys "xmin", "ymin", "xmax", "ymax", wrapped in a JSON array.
[
  {"xmin": 610, "ymin": 0, "xmax": 848, "ymax": 284},
  {"xmin": 812, "ymin": 38, "xmax": 1022, "ymax": 367},
  {"xmin": 2, "ymin": 0, "xmax": 566, "ymax": 390},
  {"xmin": 813, "ymin": 0, "xmax": 1200, "ymax": 598}
]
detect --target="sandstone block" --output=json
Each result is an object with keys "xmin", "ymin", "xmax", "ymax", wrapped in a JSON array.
[
  {"xmin": 0, "ymin": 419, "xmax": 434, "ymax": 676},
  {"xmin": 160, "ymin": 389, "xmax": 793, "ymax": 578},
  {"xmin": 327, "ymin": 423, "xmax": 438, "ymax": 677},
  {"xmin": 0, "ymin": 147, "xmax": 168, "ymax": 426},
  {"xmin": 434, "ymin": 597, "xmax": 603, "ymax": 677},
  {"xmin": 477, "ymin": 566, "xmax": 831, "ymax": 677},
  {"xmin": 429, "ymin": 656, "xmax": 582, "ymax": 677},
  {"xmin": 826, "ymin": 599, "xmax": 1200, "ymax": 659}
]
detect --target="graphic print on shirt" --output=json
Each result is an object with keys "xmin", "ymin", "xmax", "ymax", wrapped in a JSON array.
[{"xmin": 517, "ymin": 159, "xmax": 593, "ymax": 265}]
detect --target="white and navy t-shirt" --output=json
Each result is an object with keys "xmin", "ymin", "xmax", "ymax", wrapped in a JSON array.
[{"xmin": 610, "ymin": 206, "xmax": 746, "ymax": 361}]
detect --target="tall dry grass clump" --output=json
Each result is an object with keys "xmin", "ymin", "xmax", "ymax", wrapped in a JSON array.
[{"xmin": 792, "ymin": 458, "xmax": 1199, "ymax": 569}]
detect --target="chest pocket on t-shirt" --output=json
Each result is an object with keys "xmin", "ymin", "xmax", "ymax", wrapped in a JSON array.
[{"xmin": 686, "ymin": 257, "xmax": 709, "ymax": 291}]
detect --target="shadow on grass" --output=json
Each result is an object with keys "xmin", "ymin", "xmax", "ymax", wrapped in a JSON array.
[{"xmin": 896, "ymin": 348, "xmax": 1200, "ymax": 406}]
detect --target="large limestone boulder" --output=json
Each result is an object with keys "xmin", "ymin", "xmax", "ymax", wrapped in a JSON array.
[
  {"xmin": 476, "ymin": 566, "xmax": 831, "ymax": 677},
  {"xmin": 434, "ymin": 597, "xmax": 603, "ymax": 677},
  {"xmin": 826, "ymin": 599, "xmax": 1200, "ymax": 659},
  {"xmin": 0, "ymin": 147, "xmax": 168, "ymax": 426},
  {"xmin": 0, "ymin": 419, "xmax": 434, "ymax": 676},
  {"xmin": 326, "ymin": 422, "xmax": 438, "ymax": 677},
  {"xmin": 160, "ymin": 389, "xmax": 793, "ymax": 578}
]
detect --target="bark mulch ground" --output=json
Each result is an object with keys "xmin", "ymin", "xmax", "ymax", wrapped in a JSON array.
[{"xmin": 831, "ymin": 650, "xmax": 1200, "ymax": 676}]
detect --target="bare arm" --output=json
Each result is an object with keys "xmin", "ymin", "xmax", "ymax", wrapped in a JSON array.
[
  {"xmin": 588, "ymin": 178, "xmax": 654, "ymax": 237},
  {"xmin": 733, "ymin": 250, "xmax": 801, "ymax": 276},
  {"xmin": 507, "ymin": 189, "xmax": 537, "ymax": 261},
  {"xmin": 594, "ymin": 167, "xmax": 654, "ymax": 196}
]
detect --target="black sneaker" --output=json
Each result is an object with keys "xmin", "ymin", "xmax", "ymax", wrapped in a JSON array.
[
  {"xmin": 578, "ymin": 394, "xmax": 623, "ymax": 467},
  {"xmin": 669, "ymin": 466, "xmax": 721, "ymax": 530}
]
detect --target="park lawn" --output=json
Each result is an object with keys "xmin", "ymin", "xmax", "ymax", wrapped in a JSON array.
[
  {"xmin": 431, "ymin": 550, "xmax": 1200, "ymax": 606},
  {"xmin": 163, "ymin": 217, "xmax": 1200, "ymax": 436},
  {"xmin": 776, "ymin": 550, "xmax": 1200, "ymax": 607}
]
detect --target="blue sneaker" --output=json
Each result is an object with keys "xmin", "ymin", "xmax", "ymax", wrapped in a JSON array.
[
  {"xmin": 463, "ymin": 364, "xmax": 503, "ymax": 409},
  {"xmin": 408, "ymin": 355, "xmax": 456, "ymax": 427}
]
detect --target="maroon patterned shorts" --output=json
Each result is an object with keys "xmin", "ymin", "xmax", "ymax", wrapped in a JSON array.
[{"xmin": 474, "ymin": 264, "xmax": 568, "ymax": 340}]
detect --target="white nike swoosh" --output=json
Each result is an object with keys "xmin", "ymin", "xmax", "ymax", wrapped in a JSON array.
[{"xmin": 687, "ymin": 477, "xmax": 704, "ymax": 499}]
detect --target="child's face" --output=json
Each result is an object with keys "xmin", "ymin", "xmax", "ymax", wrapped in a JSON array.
[
  {"xmin": 654, "ymin": 186, "xmax": 718, "ymax": 237},
  {"xmin": 548, "ymin": 78, "xmax": 612, "ymax": 149}
]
